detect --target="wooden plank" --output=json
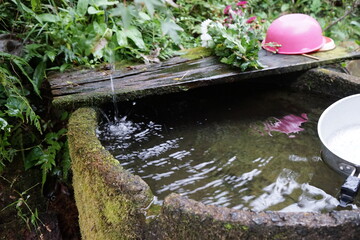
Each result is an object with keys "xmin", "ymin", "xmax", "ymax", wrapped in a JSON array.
[{"xmin": 48, "ymin": 47, "xmax": 360, "ymax": 107}]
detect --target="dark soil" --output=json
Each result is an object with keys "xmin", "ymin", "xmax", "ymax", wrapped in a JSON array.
[{"xmin": 0, "ymin": 158, "xmax": 80, "ymax": 240}]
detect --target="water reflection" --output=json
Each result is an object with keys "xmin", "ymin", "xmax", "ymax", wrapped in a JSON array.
[{"xmin": 281, "ymin": 183, "xmax": 339, "ymax": 212}]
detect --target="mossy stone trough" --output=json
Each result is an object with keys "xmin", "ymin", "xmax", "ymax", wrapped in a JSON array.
[
  {"xmin": 60, "ymin": 48, "xmax": 360, "ymax": 239},
  {"xmin": 66, "ymin": 68, "xmax": 360, "ymax": 240},
  {"xmin": 68, "ymin": 108, "xmax": 152, "ymax": 239}
]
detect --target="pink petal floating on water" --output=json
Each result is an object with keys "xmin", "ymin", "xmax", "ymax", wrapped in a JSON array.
[{"xmin": 263, "ymin": 113, "xmax": 308, "ymax": 137}]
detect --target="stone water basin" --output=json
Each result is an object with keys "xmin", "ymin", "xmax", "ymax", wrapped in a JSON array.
[
  {"xmin": 68, "ymin": 71, "xmax": 360, "ymax": 239},
  {"xmin": 97, "ymin": 83, "xmax": 346, "ymax": 213}
]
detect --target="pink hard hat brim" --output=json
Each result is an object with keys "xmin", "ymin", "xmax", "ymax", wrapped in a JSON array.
[
  {"xmin": 262, "ymin": 36, "xmax": 327, "ymax": 55},
  {"xmin": 318, "ymin": 37, "xmax": 336, "ymax": 52}
]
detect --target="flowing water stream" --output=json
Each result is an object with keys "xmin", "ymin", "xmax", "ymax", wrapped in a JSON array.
[{"xmin": 97, "ymin": 85, "xmax": 356, "ymax": 212}]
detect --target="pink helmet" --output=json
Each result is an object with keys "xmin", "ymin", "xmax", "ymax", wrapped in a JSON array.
[{"xmin": 262, "ymin": 14, "xmax": 326, "ymax": 54}]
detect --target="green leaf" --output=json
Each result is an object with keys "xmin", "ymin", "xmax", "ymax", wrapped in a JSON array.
[
  {"xmin": 33, "ymin": 61, "xmax": 46, "ymax": 90},
  {"xmin": 11, "ymin": 58, "xmax": 41, "ymax": 97},
  {"xmin": 281, "ymin": 4, "xmax": 289, "ymax": 12},
  {"xmin": 310, "ymin": 0, "xmax": 322, "ymax": 14},
  {"xmin": 115, "ymin": 28, "xmax": 128, "ymax": 46},
  {"xmin": 13, "ymin": 0, "xmax": 34, "ymax": 15},
  {"xmin": 45, "ymin": 50, "xmax": 56, "ymax": 62},
  {"xmin": 350, "ymin": 21, "xmax": 360, "ymax": 28},
  {"xmin": 60, "ymin": 63, "xmax": 71, "ymax": 72},
  {"xmin": 36, "ymin": 13, "xmax": 60, "ymax": 23},
  {"xmin": 25, "ymin": 146, "xmax": 43, "ymax": 170},
  {"xmin": 45, "ymin": 130, "xmax": 65, "ymax": 142},
  {"xmin": 134, "ymin": 0, "xmax": 163, "ymax": 16},
  {"xmin": 60, "ymin": 111, "xmax": 69, "ymax": 121},
  {"xmin": 61, "ymin": 140, "xmax": 71, "ymax": 180},
  {"xmin": 0, "ymin": 117, "xmax": 8, "ymax": 130},
  {"xmin": 30, "ymin": 208, "xmax": 38, "ymax": 227},
  {"xmin": 4, "ymin": 94, "xmax": 42, "ymax": 132},
  {"xmin": 103, "ymin": 28, "xmax": 113, "ymax": 39},
  {"xmin": 110, "ymin": 4, "xmax": 135, "ymax": 29},
  {"xmin": 30, "ymin": 0, "xmax": 41, "ymax": 12},
  {"xmin": 24, "ymin": 44, "xmax": 44, "ymax": 59},
  {"xmin": 93, "ymin": 21, "xmax": 107, "ymax": 35},
  {"xmin": 40, "ymin": 153, "xmax": 56, "ymax": 186},
  {"xmin": 5, "ymin": 97, "xmax": 24, "ymax": 120},
  {"xmin": 139, "ymin": 12, "xmax": 151, "ymax": 21},
  {"xmin": 88, "ymin": 6, "xmax": 103, "ymax": 15},
  {"xmin": 93, "ymin": 0, "xmax": 119, "ymax": 6},
  {"xmin": 124, "ymin": 26, "xmax": 146, "ymax": 49},
  {"xmin": 161, "ymin": 19, "xmax": 183, "ymax": 44},
  {"xmin": 257, "ymin": 12, "xmax": 267, "ymax": 19},
  {"xmin": 77, "ymin": 0, "xmax": 89, "ymax": 16}
]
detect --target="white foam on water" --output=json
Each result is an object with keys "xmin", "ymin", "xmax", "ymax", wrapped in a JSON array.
[{"xmin": 326, "ymin": 125, "xmax": 360, "ymax": 165}]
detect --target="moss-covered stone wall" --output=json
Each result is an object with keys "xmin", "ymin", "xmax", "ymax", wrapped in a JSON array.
[
  {"xmin": 293, "ymin": 68, "xmax": 360, "ymax": 97},
  {"xmin": 147, "ymin": 193, "xmax": 360, "ymax": 240},
  {"xmin": 68, "ymin": 108, "xmax": 153, "ymax": 240}
]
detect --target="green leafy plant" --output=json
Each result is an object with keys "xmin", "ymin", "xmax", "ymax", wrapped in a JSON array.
[
  {"xmin": 200, "ymin": 1, "xmax": 265, "ymax": 70},
  {"xmin": 11, "ymin": 0, "xmax": 184, "ymax": 70},
  {"xmin": 172, "ymin": 0, "xmax": 229, "ymax": 47},
  {"xmin": 25, "ymin": 129, "xmax": 69, "ymax": 186},
  {"xmin": 0, "ymin": 53, "xmax": 41, "ymax": 169},
  {"xmin": 0, "ymin": 51, "xmax": 69, "ymax": 187}
]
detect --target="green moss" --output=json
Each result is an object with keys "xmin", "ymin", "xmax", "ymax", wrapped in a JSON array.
[
  {"xmin": 224, "ymin": 223, "xmax": 233, "ymax": 230},
  {"xmin": 312, "ymin": 46, "xmax": 349, "ymax": 59},
  {"xmin": 53, "ymin": 84, "xmax": 193, "ymax": 110},
  {"xmin": 241, "ymin": 225, "xmax": 249, "ymax": 231},
  {"xmin": 114, "ymin": 60, "xmax": 140, "ymax": 70},
  {"xmin": 146, "ymin": 204, "xmax": 162, "ymax": 220},
  {"xmin": 224, "ymin": 223, "xmax": 249, "ymax": 232},
  {"xmin": 272, "ymin": 232, "xmax": 288, "ymax": 240},
  {"xmin": 180, "ymin": 47, "xmax": 213, "ymax": 60},
  {"xmin": 68, "ymin": 108, "xmax": 153, "ymax": 240}
]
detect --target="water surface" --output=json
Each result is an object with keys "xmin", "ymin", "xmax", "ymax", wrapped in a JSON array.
[{"xmin": 98, "ymin": 86, "xmax": 352, "ymax": 212}]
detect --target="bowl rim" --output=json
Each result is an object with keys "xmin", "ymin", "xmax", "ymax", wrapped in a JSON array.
[
  {"xmin": 317, "ymin": 93, "xmax": 360, "ymax": 166},
  {"xmin": 261, "ymin": 36, "xmax": 326, "ymax": 54}
]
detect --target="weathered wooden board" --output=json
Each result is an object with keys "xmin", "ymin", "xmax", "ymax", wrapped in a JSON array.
[{"xmin": 48, "ymin": 47, "xmax": 360, "ymax": 108}]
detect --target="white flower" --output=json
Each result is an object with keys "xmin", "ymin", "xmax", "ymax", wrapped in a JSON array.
[
  {"xmin": 201, "ymin": 19, "xmax": 213, "ymax": 34},
  {"xmin": 201, "ymin": 33, "xmax": 213, "ymax": 47},
  {"xmin": 201, "ymin": 33, "xmax": 212, "ymax": 41},
  {"xmin": 201, "ymin": 19, "xmax": 214, "ymax": 47}
]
